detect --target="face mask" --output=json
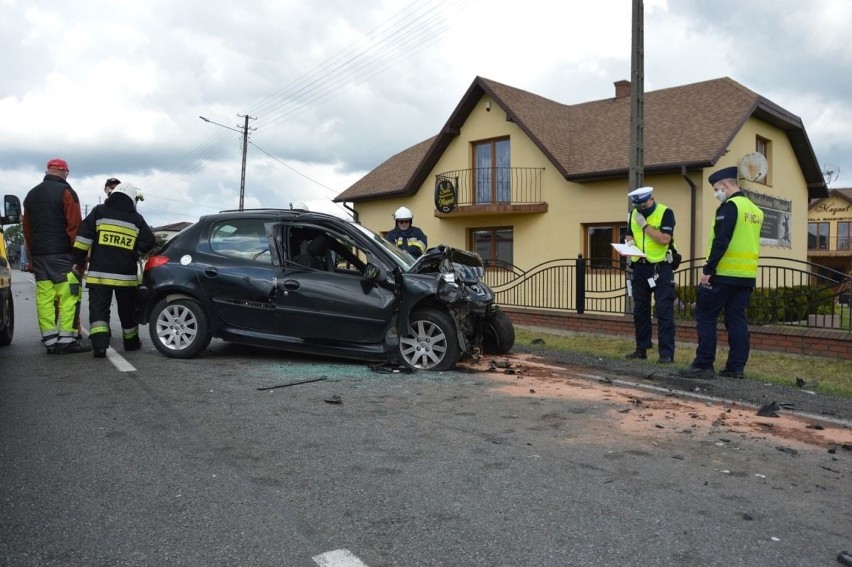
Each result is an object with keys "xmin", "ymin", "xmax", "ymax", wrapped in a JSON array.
[
  {"xmin": 714, "ymin": 190, "xmax": 727, "ymax": 203},
  {"xmin": 637, "ymin": 202, "xmax": 656, "ymax": 217}
]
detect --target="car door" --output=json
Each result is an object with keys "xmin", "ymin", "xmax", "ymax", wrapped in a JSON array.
[
  {"xmin": 194, "ymin": 217, "xmax": 279, "ymax": 333},
  {"xmin": 272, "ymin": 224, "xmax": 398, "ymax": 344}
]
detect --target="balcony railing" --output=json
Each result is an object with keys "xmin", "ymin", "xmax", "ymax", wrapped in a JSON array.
[
  {"xmin": 435, "ymin": 167, "xmax": 544, "ymax": 206},
  {"xmin": 482, "ymin": 256, "xmax": 852, "ymax": 331}
]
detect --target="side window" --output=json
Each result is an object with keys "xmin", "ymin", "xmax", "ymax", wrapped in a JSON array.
[
  {"xmin": 288, "ymin": 227, "xmax": 367, "ymax": 275},
  {"xmin": 471, "ymin": 227, "xmax": 513, "ymax": 268},
  {"xmin": 210, "ymin": 219, "xmax": 271, "ymax": 263},
  {"xmin": 756, "ymin": 136, "xmax": 771, "ymax": 185},
  {"xmin": 584, "ymin": 223, "xmax": 630, "ymax": 269}
]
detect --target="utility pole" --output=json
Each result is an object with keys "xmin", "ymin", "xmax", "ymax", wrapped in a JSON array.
[
  {"xmin": 237, "ymin": 113, "xmax": 256, "ymax": 211},
  {"xmin": 626, "ymin": 0, "xmax": 645, "ymax": 315},
  {"xmin": 200, "ymin": 114, "xmax": 256, "ymax": 211},
  {"xmin": 628, "ymin": 0, "xmax": 644, "ymax": 191}
]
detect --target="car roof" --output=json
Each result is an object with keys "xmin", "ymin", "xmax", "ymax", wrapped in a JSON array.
[{"xmin": 200, "ymin": 208, "xmax": 345, "ymax": 224}]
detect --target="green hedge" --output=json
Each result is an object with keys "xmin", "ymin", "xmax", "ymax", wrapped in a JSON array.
[{"xmin": 672, "ymin": 285, "xmax": 836, "ymax": 324}]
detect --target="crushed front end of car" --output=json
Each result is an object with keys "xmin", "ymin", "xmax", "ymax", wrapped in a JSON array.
[{"xmin": 407, "ymin": 245, "xmax": 505, "ymax": 361}]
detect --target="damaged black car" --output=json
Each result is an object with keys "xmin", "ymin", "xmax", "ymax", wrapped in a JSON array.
[{"xmin": 137, "ymin": 208, "xmax": 514, "ymax": 370}]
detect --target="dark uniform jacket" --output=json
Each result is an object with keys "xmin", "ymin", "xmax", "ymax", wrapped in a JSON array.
[
  {"xmin": 72, "ymin": 193, "xmax": 156, "ymax": 287},
  {"xmin": 23, "ymin": 174, "xmax": 82, "ymax": 255}
]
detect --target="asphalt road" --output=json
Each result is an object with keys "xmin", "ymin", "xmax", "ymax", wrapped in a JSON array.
[{"xmin": 1, "ymin": 276, "xmax": 850, "ymax": 566}]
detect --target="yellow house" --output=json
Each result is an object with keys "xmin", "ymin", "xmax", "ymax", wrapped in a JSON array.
[
  {"xmin": 335, "ymin": 76, "xmax": 828, "ymax": 274},
  {"xmin": 808, "ymin": 188, "xmax": 852, "ymax": 279}
]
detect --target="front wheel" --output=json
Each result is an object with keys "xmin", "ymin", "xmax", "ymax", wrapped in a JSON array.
[
  {"xmin": 482, "ymin": 308, "xmax": 515, "ymax": 354},
  {"xmin": 149, "ymin": 298, "xmax": 212, "ymax": 359},
  {"xmin": 399, "ymin": 308, "xmax": 460, "ymax": 371}
]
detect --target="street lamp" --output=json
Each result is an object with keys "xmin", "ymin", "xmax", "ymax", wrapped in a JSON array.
[{"xmin": 199, "ymin": 114, "xmax": 255, "ymax": 211}]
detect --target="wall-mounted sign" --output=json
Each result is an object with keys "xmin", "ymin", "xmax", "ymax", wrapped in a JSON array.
[
  {"xmin": 810, "ymin": 198, "xmax": 852, "ymax": 221},
  {"xmin": 746, "ymin": 190, "xmax": 792, "ymax": 248},
  {"xmin": 435, "ymin": 178, "xmax": 457, "ymax": 213}
]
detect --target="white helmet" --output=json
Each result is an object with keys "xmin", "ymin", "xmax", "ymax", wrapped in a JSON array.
[
  {"xmin": 393, "ymin": 206, "xmax": 413, "ymax": 221},
  {"xmin": 112, "ymin": 182, "xmax": 144, "ymax": 204}
]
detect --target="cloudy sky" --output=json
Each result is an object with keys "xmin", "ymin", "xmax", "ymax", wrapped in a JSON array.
[{"xmin": 1, "ymin": 0, "xmax": 849, "ymax": 228}]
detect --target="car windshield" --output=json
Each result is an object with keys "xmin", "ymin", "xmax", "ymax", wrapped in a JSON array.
[{"xmin": 349, "ymin": 222, "xmax": 416, "ymax": 271}]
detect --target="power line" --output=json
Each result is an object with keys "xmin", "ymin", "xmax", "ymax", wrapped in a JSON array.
[{"xmin": 142, "ymin": 0, "xmax": 473, "ymax": 199}]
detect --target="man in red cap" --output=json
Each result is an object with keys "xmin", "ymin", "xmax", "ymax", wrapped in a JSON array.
[{"xmin": 22, "ymin": 158, "xmax": 91, "ymax": 354}]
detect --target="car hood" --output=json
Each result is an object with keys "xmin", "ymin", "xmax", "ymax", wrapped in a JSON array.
[{"xmin": 408, "ymin": 245, "xmax": 484, "ymax": 281}]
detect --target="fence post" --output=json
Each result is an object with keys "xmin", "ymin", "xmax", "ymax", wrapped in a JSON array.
[{"xmin": 576, "ymin": 254, "xmax": 585, "ymax": 314}]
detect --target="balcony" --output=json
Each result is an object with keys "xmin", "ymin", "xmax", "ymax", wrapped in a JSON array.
[{"xmin": 434, "ymin": 167, "xmax": 547, "ymax": 217}]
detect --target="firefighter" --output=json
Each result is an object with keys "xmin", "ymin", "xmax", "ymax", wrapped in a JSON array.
[
  {"xmin": 386, "ymin": 206, "xmax": 428, "ymax": 258},
  {"xmin": 72, "ymin": 182, "xmax": 155, "ymax": 358}
]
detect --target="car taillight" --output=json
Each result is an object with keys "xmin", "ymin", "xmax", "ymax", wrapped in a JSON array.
[{"xmin": 145, "ymin": 255, "xmax": 170, "ymax": 271}]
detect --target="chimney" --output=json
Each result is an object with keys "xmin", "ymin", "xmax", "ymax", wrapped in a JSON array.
[{"xmin": 614, "ymin": 80, "xmax": 631, "ymax": 99}]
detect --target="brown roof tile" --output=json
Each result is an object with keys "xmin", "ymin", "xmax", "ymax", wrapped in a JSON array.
[{"xmin": 336, "ymin": 76, "xmax": 827, "ymax": 202}]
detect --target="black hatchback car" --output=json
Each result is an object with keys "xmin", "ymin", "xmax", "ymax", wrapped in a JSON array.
[{"xmin": 137, "ymin": 208, "xmax": 514, "ymax": 370}]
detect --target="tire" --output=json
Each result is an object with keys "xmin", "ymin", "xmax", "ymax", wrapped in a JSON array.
[
  {"xmin": 399, "ymin": 308, "xmax": 460, "ymax": 371},
  {"xmin": 149, "ymin": 298, "xmax": 212, "ymax": 359},
  {"xmin": 0, "ymin": 291, "xmax": 13, "ymax": 347},
  {"xmin": 482, "ymin": 308, "xmax": 515, "ymax": 355}
]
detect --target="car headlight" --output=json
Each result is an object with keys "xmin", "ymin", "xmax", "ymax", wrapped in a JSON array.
[{"xmin": 436, "ymin": 272, "xmax": 461, "ymax": 302}]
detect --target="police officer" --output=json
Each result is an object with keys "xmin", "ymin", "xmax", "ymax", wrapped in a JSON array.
[
  {"xmin": 72, "ymin": 182, "xmax": 155, "ymax": 358},
  {"xmin": 22, "ymin": 158, "xmax": 90, "ymax": 354},
  {"xmin": 680, "ymin": 166, "xmax": 764, "ymax": 379},
  {"xmin": 386, "ymin": 206, "xmax": 428, "ymax": 258},
  {"xmin": 624, "ymin": 187, "xmax": 677, "ymax": 364}
]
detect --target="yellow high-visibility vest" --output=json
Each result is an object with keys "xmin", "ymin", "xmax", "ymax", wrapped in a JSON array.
[
  {"xmin": 630, "ymin": 204, "xmax": 670, "ymax": 263},
  {"xmin": 708, "ymin": 195, "xmax": 763, "ymax": 278}
]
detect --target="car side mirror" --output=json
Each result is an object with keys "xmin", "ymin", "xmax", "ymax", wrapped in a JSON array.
[
  {"xmin": 365, "ymin": 262, "xmax": 387, "ymax": 282},
  {"xmin": 2, "ymin": 195, "xmax": 21, "ymax": 225}
]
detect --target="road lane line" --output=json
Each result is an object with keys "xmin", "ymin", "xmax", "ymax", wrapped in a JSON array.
[
  {"xmin": 312, "ymin": 549, "xmax": 370, "ymax": 566},
  {"xmin": 80, "ymin": 325, "xmax": 137, "ymax": 372},
  {"xmin": 105, "ymin": 348, "xmax": 137, "ymax": 372}
]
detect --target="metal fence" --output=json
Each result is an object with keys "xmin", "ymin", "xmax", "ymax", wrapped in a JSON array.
[{"xmin": 482, "ymin": 256, "xmax": 852, "ymax": 331}]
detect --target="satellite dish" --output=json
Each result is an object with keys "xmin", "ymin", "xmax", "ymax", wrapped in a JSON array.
[
  {"xmin": 821, "ymin": 164, "xmax": 840, "ymax": 185},
  {"xmin": 739, "ymin": 152, "xmax": 768, "ymax": 182}
]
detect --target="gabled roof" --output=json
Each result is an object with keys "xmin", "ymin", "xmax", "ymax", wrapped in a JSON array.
[
  {"xmin": 809, "ymin": 188, "xmax": 852, "ymax": 210},
  {"xmin": 834, "ymin": 188, "xmax": 852, "ymax": 202},
  {"xmin": 336, "ymin": 76, "xmax": 828, "ymax": 203}
]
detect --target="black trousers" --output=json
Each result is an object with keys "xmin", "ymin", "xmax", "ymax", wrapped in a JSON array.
[
  {"xmin": 87, "ymin": 285, "xmax": 140, "ymax": 349},
  {"xmin": 631, "ymin": 262, "xmax": 676, "ymax": 358}
]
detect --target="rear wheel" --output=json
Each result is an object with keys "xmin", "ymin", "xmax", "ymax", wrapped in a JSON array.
[
  {"xmin": 149, "ymin": 298, "xmax": 212, "ymax": 359},
  {"xmin": 482, "ymin": 308, "xmax": 514, "ymax": 354},
  {"xmin": 399, "ymin": 308, "xmax": 460, "ymax": 371}
]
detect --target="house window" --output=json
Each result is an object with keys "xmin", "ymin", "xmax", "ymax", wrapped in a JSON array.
[
  {"xmin": 585, "ymin": 223, "xmax": 630, "ymax": 269},
  {"xmin": 838, "ymin": 222, "xmax": 851, "ymax": 250},
  {"xmin": 471, "ymin": 227, "xmax": 513, "ymax": 267},
  {"xmin": 473, "ymin": 138, "xmax": 511, "ymax": 204},
  {"xmin": 808, "ymin": 222, "xmax": 829, "ymax": 250},
  {"xmin": 756, "ymin": 136, "xmax": 771, "ymax": 184}
]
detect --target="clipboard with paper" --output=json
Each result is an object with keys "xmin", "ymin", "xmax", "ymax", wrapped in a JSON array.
[{"xmin": 610, "ymin": 242, "xmax": 646, "ymax": 257}]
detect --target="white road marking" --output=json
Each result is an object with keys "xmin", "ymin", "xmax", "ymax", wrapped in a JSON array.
[
  {"xmin": 80, "ymin": 326, "xmax": 137, "ymax": 372},
  {"xmin": 312, "ymin": 549, "xmax": 369, "ymax": 566},
  {"xmin": 105, "ymin": 348, "xmax": 137, "ymax": 372}
]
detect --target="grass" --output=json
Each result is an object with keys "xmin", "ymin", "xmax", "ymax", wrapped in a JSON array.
[{"xmin": 514, "ymin": 327, "xmax": 852, "ymax": 399}]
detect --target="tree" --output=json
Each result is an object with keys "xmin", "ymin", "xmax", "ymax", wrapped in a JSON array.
[{"xmin": 3, "ymin": 223, "xmax": 23, "ymax": 252}]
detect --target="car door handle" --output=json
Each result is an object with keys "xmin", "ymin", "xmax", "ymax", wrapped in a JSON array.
[
  {"xmin": 204, "ymin": 267, "xmax": 219, "ymax": 277},
  {"xmin": 282, "ymin": 279, "xmax": 300, "ymax": 291}
]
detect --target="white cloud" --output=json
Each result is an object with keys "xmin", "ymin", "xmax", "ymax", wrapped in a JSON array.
[{"xmin": 2, "ymin": 0, "xmax": 850, "ymax": 229}]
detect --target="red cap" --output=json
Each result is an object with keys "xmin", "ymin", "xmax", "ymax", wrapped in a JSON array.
[{"xmin": 46, "ymin": 158, "xmax": 69, "ymax": 171}]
